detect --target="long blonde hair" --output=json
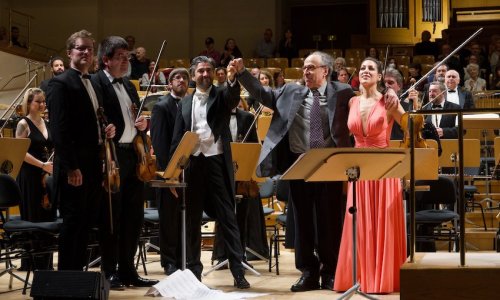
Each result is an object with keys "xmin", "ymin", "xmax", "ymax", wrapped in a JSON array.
[{"xmin": 21, "ymin": 87, "xmax": 45, "ymax": 117}]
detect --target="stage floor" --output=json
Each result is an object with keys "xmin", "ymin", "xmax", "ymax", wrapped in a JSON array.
[{"xmin": 0, "ymin": 248, "xmax": 401, "ymax": 299}]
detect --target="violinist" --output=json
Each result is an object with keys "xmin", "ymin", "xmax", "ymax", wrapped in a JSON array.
[
  {"xmin": 150, "ymin": 67, "xmax": 190, "ymax": 276},
  {"xmin": 422, "ymin": 81, "xmax": 460, "ymax": 139},
  {"xmin": 91, "ymin": 36, "xmax": 158, "ymax": 289},
  {"xmin": 47, "ymin": 29, "xmax": 116, "ymax": 271},
  {"xmin": 15, "ymin": 88, "xmax": 55, "ymax": 270}
]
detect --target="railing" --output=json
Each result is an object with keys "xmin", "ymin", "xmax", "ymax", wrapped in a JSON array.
[{"xmin": 0, "ymin": 60, "xmax": 46, "ymax": 91}]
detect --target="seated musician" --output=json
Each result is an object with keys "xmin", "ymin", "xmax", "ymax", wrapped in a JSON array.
[{"xmin": 422, "ymin": 81, "xmax": 460, "ymax": 139}]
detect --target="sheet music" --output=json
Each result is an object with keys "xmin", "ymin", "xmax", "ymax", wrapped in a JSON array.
[{"xmin": 145, "ymin": 269, "xmax": 267, "ymax": 300}]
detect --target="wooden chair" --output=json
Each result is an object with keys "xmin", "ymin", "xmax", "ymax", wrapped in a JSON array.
[
  {"xmin": 266, "ymin": 58, "xmax": 288, "ymax": 70},
  {"xmin": 398, "ymin": 65, "xmax": 409, "ymax": 84},
  {"xmin": 323, "ymin": 48, "xmax": 343, "ymax": 59},
  {"xmin": 261, "ymin": 67, "xmax": 281, "ymax": 77},
  {"xmin": 346, "ymin": 57, "xmax": 361, "ymax": 68},
  {"xmin": 130, "ymin": 79, "xmax": 140, "ymax": 91},
  {"xmin": 413, "ymin": 55, "xmax": 435, "ymax": 65},
  {"xmin": 284, "ymin": 67, "xmax": 303, "ymax": 80},
  {"xmin": 169, "ymin": 58, "xmax": 190, "ymax": 68},
  {"xmin": 291, "ymin": 57, "xmax": 305, "ymax": 68},
  {"xmin": 245, "ymin": 58, "xmax": 266, "ymax": 68},
  {"xmin": 394, "ymin": 55, "xmax": 410, "ymax": 66},
  {"xmin": 345, "ymin": 48, "xmax": 366, "ymax": 59}
]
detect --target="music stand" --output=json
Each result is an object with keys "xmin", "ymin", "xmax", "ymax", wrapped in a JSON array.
[
  {"xmin": 0, "ymin": 137, "xmax": 30, "ymax": 178},
  {"xmin": 282, "ymin": 148, "xmax": 410, "ymax": 300},
  {"xmin": 149, "ymin": 132, "xmax": 198, "ymax": 270},
  {"xmin": 203, "ymin": 142, "xmax": 262, "ymax": 277}
]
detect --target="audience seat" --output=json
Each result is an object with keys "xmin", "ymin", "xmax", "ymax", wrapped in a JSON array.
[
  {"xmin": 169, "ymin": 58, "xmax": 190, "ymax": 68},
  {"xmin": 323, "ymin": 48, "xmax": 343, "ymax": 59},
  {"xmin": 266, "ymin": 58, "xmax": 288, "ymax": 70},
  {"xmin": 291, "ymin": 58, "xmax": 305, "ymax": 68},
  {"xmin": 298, "ymin": 48, "xmax": 316, "ymax": 58},
  {"xmin": 398, "ymin": 65, "xmax": 409, "ymax": 83},
  {"xmin": 346, "ymin": 57, "xmax": 362, "ymax": 68},
  {"xmin": 393, "ymin": 55, "xmax": 410, "ymax": 66},
  {"xmin": 129, "ymin": 79, "xmax": 140, "ymax": 91},
  {"xmin": 261, "ymin": 67, "xmax": 281, "ymax": 77},
  {"xmin": 245, "ymin": 58, "xmax": 266, "ymax": 68},
  {"xmin": 413, "ymin": 55, "xmax": 435, "ymax": 65},
  {"xmin": 345, "ymin": 48, "xmax": 365, "ymax": 59},
  {"xmin": 284, "ymin": 67, "xmax": 303, "ymax": 80}
]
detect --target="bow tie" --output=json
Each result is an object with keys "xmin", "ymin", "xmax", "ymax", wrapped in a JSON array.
[
  {"xmin": 81, "ymin": 74, "xmax": 91, "ymax": 80},
  {"xmin": 432, "ymin": 104, "xmax": 443, "ymax": 109},
  {"xmin": 112, "ymin": 77, "xmax": 123, "ymax": 84},
  {"xmin": 448, "ymin": 90, "xmax": 456, "ymax": 93},
  {"xmin": 194, "ymin": 91, "xmax": 209, "ymax": 100}
]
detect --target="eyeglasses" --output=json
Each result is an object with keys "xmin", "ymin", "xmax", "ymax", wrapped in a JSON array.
[{"xmin": 302, "ymin": 65, "xmax": 326, "ymax": 72}]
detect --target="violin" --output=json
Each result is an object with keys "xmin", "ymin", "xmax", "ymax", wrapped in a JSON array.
[
  {"xmin": 400, "ymin": 112, "xmax": 428, "ymax": 148},
  {"xmin": 41, "ymin": 149, "xmax": 54, "ymax": 210},
  {"xmin": 97, "ymin": 108, "xmax": 120, "ymax": 193},
  {"xmin": 131, "ymin": 103, "xmax": 157, "ymax": 182}
]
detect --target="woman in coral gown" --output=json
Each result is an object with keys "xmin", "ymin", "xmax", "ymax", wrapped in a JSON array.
[{"xmin": 334, "ymin": 57, "xmax": 407, "ymax": 294}]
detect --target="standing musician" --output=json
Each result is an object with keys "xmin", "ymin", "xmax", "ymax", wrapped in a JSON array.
[
  {"xmin": 91, "ymin": 36, "xmax": 158, "ymax": 289},
  {"xmin": 40, "ymin": 56, "xmax": 65, "ymax": 95},
  {"xmin": 150, "ymin": 67, "xmax": 190, "ymax": 276},
  {"xmin": 169, "ymin": 56, "xmax": 250, "ymax": 289},
  {"xmin": 234, "ymin": 52, "xmax": 399, "ymax": 292},
  {"xmin": 47, "ymin": 29, "xmax": 115, "ymax": 271}
]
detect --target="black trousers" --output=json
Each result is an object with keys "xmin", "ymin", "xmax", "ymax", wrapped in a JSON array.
[
  {"xmin": 58, "ymin": 162, "xmax": 102, "ymax": 271},
  {"xmin": 99, "ymin": 146, "xmax": 144, "ymax": 278},
  {"xmin": 157, "ymin": 186, "xmax": 181, "ymax": 269},
  {"xmin": 186, "ymin": 154, "xmax": 245, "ymax": 277},
  {"xmin": 289, "ymin": 180, "xmax": 344, "ymax": 278}
]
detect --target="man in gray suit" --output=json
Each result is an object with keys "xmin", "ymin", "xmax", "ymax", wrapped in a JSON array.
[{"xmin": 234, "ymin": 51, "xmax": 398, "ymax": 292}]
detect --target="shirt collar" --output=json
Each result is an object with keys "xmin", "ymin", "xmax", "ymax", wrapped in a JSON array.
[
  {"xmin": 104, "ymin": 70, "xmax": 118, "ymax": 84},
  {"xmin": 309, "ymin": 82, "xmax": 327, "ymax": 97}
]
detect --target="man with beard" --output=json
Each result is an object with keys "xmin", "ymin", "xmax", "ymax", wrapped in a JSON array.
[
  {"xmin": 40, "ymin": 56, "xmax": 65, "ymax": 94},
  {"xmin": 150, "ymin": 68, "xmax": 190, "ymax": 276}
]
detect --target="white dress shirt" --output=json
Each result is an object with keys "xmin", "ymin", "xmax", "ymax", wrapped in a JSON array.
[{"xmin": 191, "ymin": 86, "xmax": 223, "ymax": 156}]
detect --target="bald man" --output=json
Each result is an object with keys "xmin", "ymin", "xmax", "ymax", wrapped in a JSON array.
[{"xmin": 444, "ymin": 70, "xmax": 474, "ymax": 109}]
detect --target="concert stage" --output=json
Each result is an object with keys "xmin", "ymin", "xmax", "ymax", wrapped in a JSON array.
[{"xmin": 401, "ymin": 252, "xmax": 500, "ymax": 300}]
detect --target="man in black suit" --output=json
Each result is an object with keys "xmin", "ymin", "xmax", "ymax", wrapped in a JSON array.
[
  {"xmin": 150, "ymin": 67, "xmax": 190, "ymax": 276},
  {"xmin": 47, "ymin": 29, "xmax": 115, "ymax": 271},
  {"xmin": 169, "ymin": 56, "xmax": 250, "ymax": 288},
  {"xmin": 234, "ymin": 52, "xmax": 399, "ymax": 292},
  {"xmin": 91, "ymin": 36, "xmax": 158, "ymax": 289},
  {"xmin": 445, "ymin": 69, "xmax": 474, "ymax": 109},
  {"xmin": 421, "ymin": 63, "xmax": 448, "ymax": 106},
  {"xmin": 422, "ymin": 81, "xmax": 460, "ymax": 139},
  {"xmin": 40, "ymin": 56, "xmax": 65, "ymax": 94}
]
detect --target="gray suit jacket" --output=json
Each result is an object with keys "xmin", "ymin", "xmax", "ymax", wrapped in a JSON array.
[{"xmin": 238, "ymin": 70, "xmax": 354, "ymax": 177}]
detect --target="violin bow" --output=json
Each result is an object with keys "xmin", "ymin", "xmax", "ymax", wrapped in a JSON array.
[
  {"xmin": 135, "ymin": 40, "xmax": 167, "ymax": 122},
  {"xmin": 241, "ymin": 103, "xmax": 265, "ymax": 143},
  {"xmin": 400, "ymin": 27, "xmax": 483, "ymax": 101}
]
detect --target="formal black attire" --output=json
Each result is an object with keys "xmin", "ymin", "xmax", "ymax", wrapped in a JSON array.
[
  {"xmin": 423, "ymin": 100, "xmax": 461, "ymax": 139},
  {"xmin": 129, "ymin": 56, "xmax": 150, "ymax": 80},
  {"xmin": 278, "ymin": 38, "xmax": 299, "ymax": 67},
  {"xmin": 47, "ymin": 68, "xmax": 103, "ymax": 270},
  {"xmin": 169, "ymin": 83, "xmax": 245, "ymax": 279},
  {"xmin": 212, "ymin": 108, "xmax": 269, "ymax": 262},
  {"xmin": 150, "ymin": 93, "xmax": 182, "ymax": 272},
  {"xmin": 91, "ymin": 70, "xmax": 145, "ymax": 281},
  {"xmin": 238, "ymin": 69, "xmax": 354, "ymax": 285}
]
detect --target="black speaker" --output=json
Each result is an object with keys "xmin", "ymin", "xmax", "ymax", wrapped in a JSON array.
[{"xmin": 30, "ymin": 270, "xmax": 109, "ymax": 300}]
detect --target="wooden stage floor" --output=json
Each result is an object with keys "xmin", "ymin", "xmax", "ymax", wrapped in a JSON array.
[{"xmin": 1, "ymin": 248, "xmax": 401, "ymax": 300}]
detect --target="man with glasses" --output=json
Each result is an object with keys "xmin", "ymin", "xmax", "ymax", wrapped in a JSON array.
[
  {"xmin": 91, "ymin": 36, "xmax": 158, "ymax": 290},
  {"xmin": 234, "ymin": 51, "xmax": 390, "ymax": 292},
  {"xmin": 150, "ymin": 68, "xmax": 190, "ymax": 277},
  {"xmin": 47, "ymin": 29, "xmax": 116, "ymax": 271}
]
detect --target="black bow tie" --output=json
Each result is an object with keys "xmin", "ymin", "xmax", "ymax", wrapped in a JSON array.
[
  {"xmin": 432, "ymin": 104, "xmax": 443, "ymax": 109},
  {"xmin": 81, "ymin": 74, "xmax": 91, "ymax": 79},
  {"xmin": 448, "ymin": 90, "xmax": 456, "ymax": 93},
  {"xmin": 112, "ymin": 78, "xmax": 123, "ymax": 84}
]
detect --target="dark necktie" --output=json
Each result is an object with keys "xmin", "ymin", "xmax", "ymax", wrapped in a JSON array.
[
  {"xmin": 112, "ymin": 77, "xmax": 123, "ymax": 84},
  {"xmin": 81, "ymin": 74, "xmax": 91, "ymax": 79},
  {"xmin": 432, "ymin": 104, "xmax": 442, "ymax": 109},
  {"xmin": 309, "ymin": 89, "xmax": 324, "ymax": 148}
]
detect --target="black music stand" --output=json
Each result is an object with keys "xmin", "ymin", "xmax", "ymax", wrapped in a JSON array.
[
  {"xmin": 150, "ymin": 132, "xmax": 198, "ymax": 270},
  {"xmin": 282, "ymin": 148, "xmax": 409, "ymax": 300},
  {"xmin": 203, "ymin": 142, "xmax": 262, "ymax": 277}
]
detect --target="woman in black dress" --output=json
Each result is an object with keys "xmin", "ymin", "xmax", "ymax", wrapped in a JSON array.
[{"xmin": 15, "ymin": 88, "xmax": 54, "ymax": 222}]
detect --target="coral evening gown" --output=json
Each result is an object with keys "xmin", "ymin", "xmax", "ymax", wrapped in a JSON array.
[{"xmin": 334, "ymin": 96, "xmax": 406, "ymax": 293}]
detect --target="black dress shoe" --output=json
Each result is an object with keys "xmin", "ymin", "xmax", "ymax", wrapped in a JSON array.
[
  {"xmin": 107, "ymin": 274, "xmax": 125, "ymax": 291},
  {"xmin": 290, "ymin": 275, "xmax": 320, "ymax": 292},
  {"xmin": 233, "ymin": 274, "xmax": 250, "ymax": 289},
  {"xmin": 321, "ymin": 275, "xmax": 334, "ymax": 290},
  {"xmin": 164, "ymin": 264, "xmax": 178, "ymax": 275},
  {"xmin": 123, "ymin": 276, "xmax": 159, "ymax": 287}
]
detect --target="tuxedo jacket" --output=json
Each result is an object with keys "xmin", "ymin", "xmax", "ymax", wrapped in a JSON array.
[
  {"xmin": 455, "ymin": 88, "xmax": 475, "ymax": 109},
  {"xmin": 423, "ymin": 100, "xmax": 461, "ymax": 139},
  {"xmin": 150, "ymin": 93, "xmax": 179, "ymax": 170},
  {"xmin": 170, "ymin": 83, "xmax": 241, "ymax": 194},
  {"xmin": 237, "ymin": 69, "xmax": 354, "ymax": 177},
  {"xmin": 91, "ymin": 70, "xmax": 141, "ymax": 143}
]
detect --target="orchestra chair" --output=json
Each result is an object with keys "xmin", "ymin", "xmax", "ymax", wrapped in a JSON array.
[
  {"xmin": 245, "ymin": 58, "xmax": 266, "ymax": 68},
  {"xmin": 323, "ymin": 48, "xmax": 343, "ymax": 59},
  {"xmin": 256, "ymin": 115, "xmax": 272, "ymax": 143},
  {"xmin": 413, "ymin": 55, "xmax": 435, "ymax": 65},
  {"xmin": 135, "ymin": 208, "xmax": 160, "ymax": 275},
  {"xmin": 298, "ymin": 48, "xmax": 316, "ymax": 58},
  {"xmin": 291, "ymin": 57, "xmax": 305, "ymax": 68},
  {"xmin": 129, "ymin": 79, "xmax": 140, "ymax": 91},
  {"xmin": 266, "ymin": 58, "xmax": 288, "ymax": 70},
  {"xmin": 0, "ymin": 174, "xmax": 61, "ymax": 294},
  {"xmin": 284, "ymin": 67, "xmax": 303, "ymax": 80},
  {"xmin": 393, "ymin": 55, "xmax": 410, "ymax": 66},
  {"xmin": 261, "ymin": 67, "xmax": 281, "ymax": 77},
  {"xmin": 268, "ymin": 179, "xmax": 289, "ymax": 275},
  {"xmin": 414, "ymin": 175, "xmax": 460, "ymax": 252},
  {"xmin": 169, "ymin": 58, "xmax": 190, "ymax": 68}
]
